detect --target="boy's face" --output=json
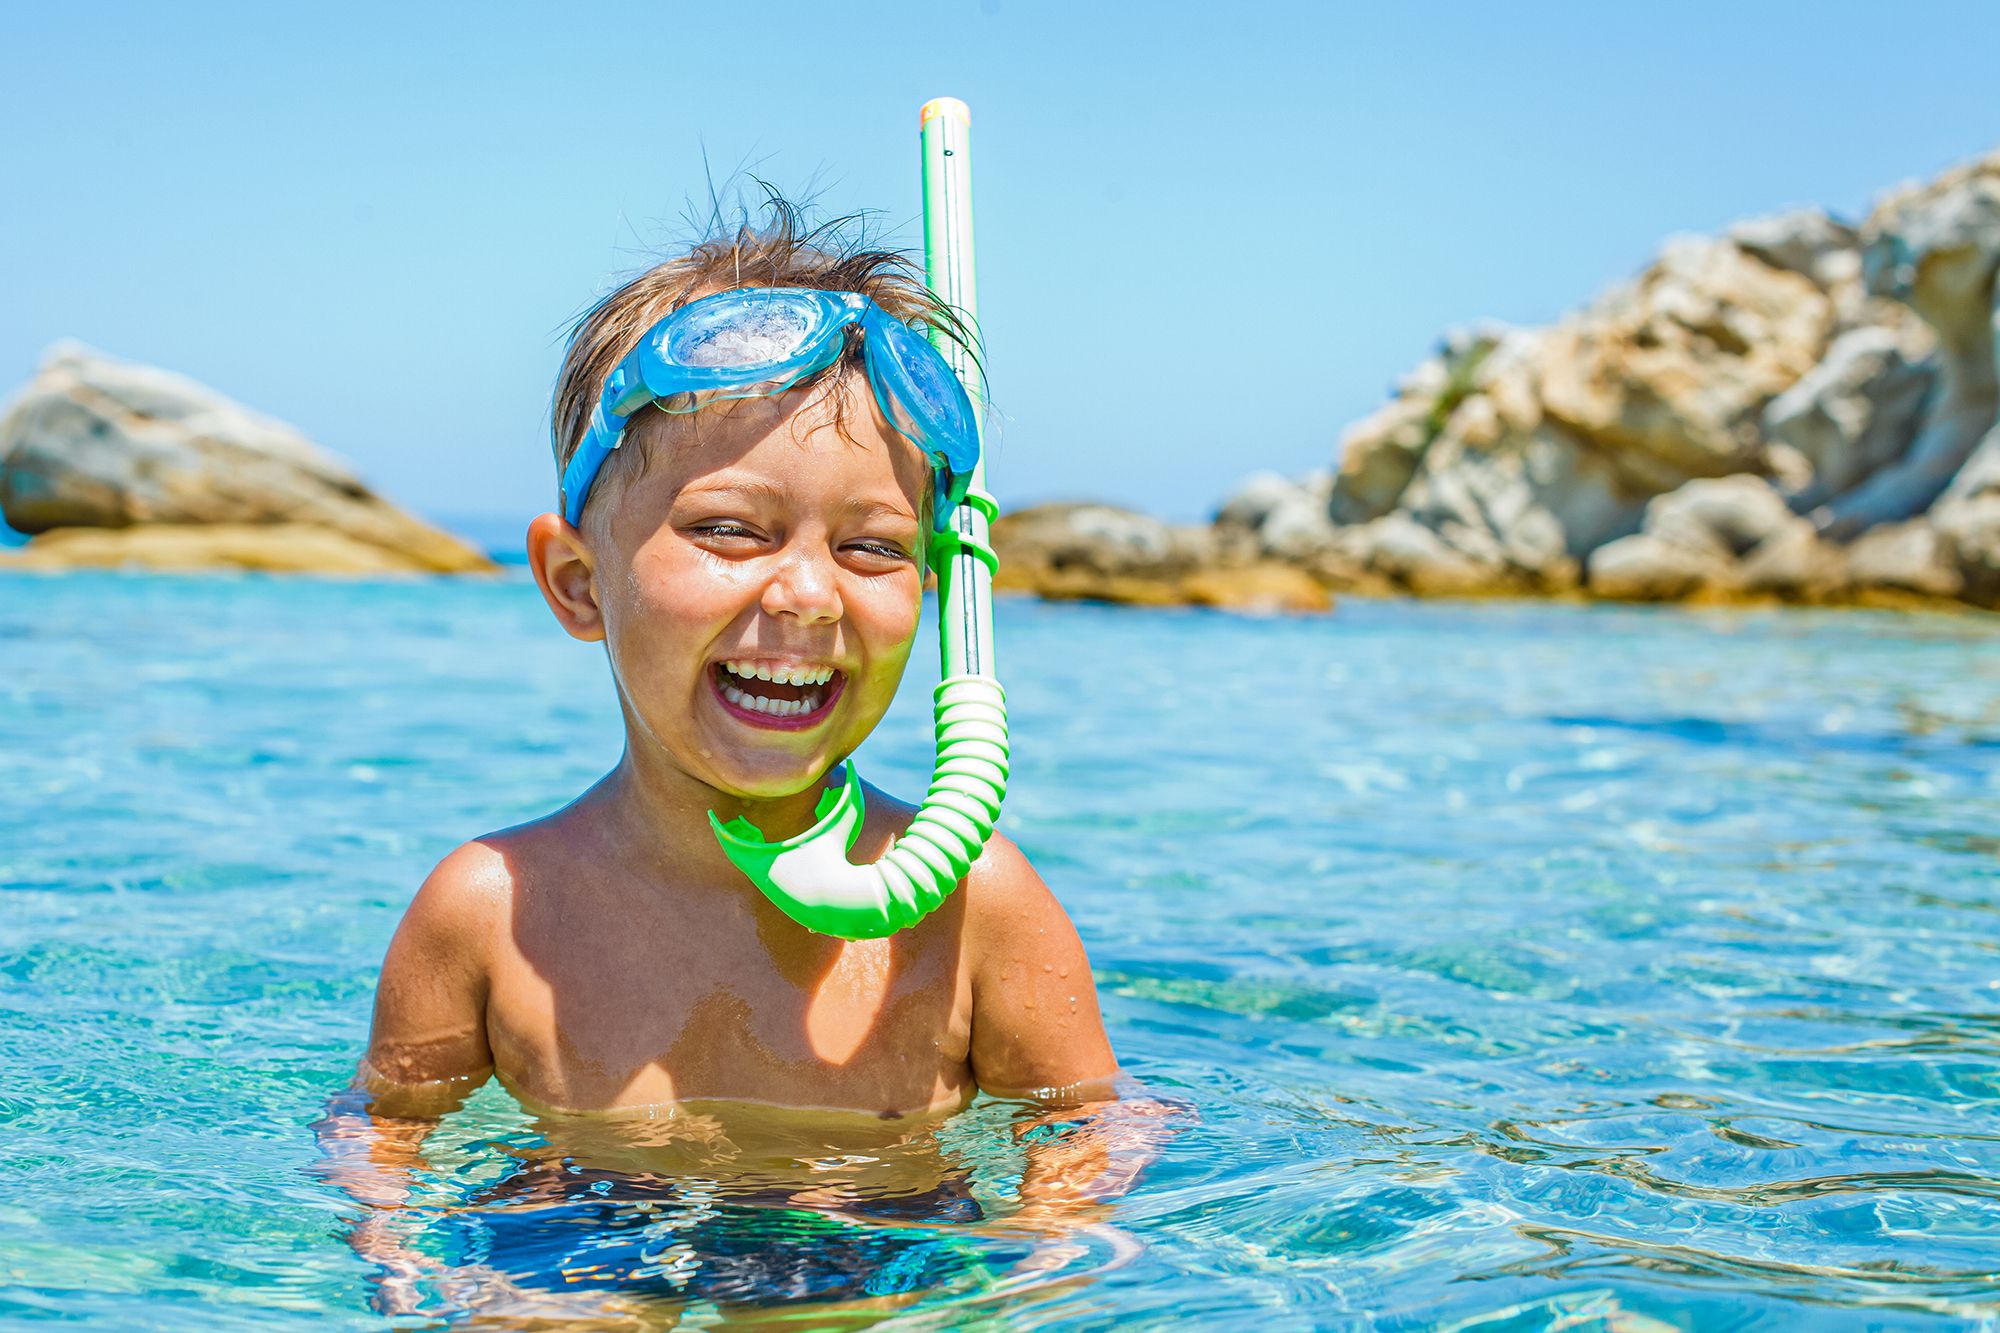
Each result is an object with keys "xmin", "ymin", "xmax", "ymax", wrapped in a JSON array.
[{"xmin": 537, "ymin": 370, "xmax": 929, "ymax": 801}]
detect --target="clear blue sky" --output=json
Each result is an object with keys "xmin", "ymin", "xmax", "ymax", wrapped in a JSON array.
[{"xmin": 4, "ymin": 1, "xmax": 1997, "ymax": 537}]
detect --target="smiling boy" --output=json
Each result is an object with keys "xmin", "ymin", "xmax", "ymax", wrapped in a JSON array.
[{"xmin": 362, "ymin": 211, "xmax": 1117, "ymax": 1121}]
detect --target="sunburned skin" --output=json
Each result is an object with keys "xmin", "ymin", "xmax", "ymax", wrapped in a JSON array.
[{"xmin": 359, "ymin": 368, "xmax": 1118, "ymax": 1122}]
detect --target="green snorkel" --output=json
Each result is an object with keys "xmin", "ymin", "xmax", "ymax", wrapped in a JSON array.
[{"xmin": 706, "ymin": 97, "xmax": 1008, "ymax": 939}]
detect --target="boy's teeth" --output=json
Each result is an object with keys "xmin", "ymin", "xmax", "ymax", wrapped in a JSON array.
[
  {"xmin": 717, "ymin": 669, "xmax": 826, "ymax": 720},
  {"xmin": 722, "ymin": 661, "xmax": 835, "ymax": 687}
]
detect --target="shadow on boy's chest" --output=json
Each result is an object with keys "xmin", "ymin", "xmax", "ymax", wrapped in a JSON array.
[{"xmin": 485, "ymin": 924, "xmax": 969, "ymax": 1110}]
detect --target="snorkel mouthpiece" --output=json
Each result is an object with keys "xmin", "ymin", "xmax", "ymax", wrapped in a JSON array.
[
  {"xmin": 708, "ymin": 97, "xmax": 1008, "ymax": 939},
  {"xmin": 709, "ymin": 676, "xmax": 1009, "ymax": 939}
]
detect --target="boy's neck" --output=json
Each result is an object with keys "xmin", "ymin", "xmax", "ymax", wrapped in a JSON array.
[{"xmin": 589, "ymin": 742, "xmax": 839, "ymax": 887}]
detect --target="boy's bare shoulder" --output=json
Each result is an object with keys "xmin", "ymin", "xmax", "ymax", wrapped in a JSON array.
[
  {"xmin": 418, "ymin": 836, "xmax": 515, "ymax": 907},
  {"xmin": 962, "ymin": 833, "xmax": 1094, "ymax": 993},
  {"xmin": 391, "ymin": 836, "xmax": 518, "ymax": 970},
  {"xmin": 411, "ymin": 798, "xmax": 601, "ymax": 905},
  {"xmin": 368, "ymin": 835, "xmax": 529, "ymax": 1090}
]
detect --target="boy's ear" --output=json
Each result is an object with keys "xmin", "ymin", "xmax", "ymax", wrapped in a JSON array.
[{"xmin": 526, "ymin": 511, "xmax": 605, "ymax": 642}]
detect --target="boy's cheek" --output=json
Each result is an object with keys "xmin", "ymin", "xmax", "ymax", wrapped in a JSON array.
[
  {"xmin": 859, "ymin": 583, "xmax": 922, "ymax": 665},
  {"xmin": 597, "ymin": 601, "xmax": 705, "ymax": 709},
  {"xmin": 854, "ymin": 627, "xmax": 920, "ymax": 720}
]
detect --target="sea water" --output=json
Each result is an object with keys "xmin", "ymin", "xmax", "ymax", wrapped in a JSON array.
[{"xmin": 3, "ymin": 571, "xmax": 1997, "ymax": 1330}]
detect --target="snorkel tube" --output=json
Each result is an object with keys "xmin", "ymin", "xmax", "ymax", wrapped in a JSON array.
[{"xmin": 708, "ymin": 97, "xmax": 1008, "ymax": 939}]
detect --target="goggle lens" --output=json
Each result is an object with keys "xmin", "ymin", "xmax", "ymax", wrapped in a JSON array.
[{"xmin": 663, "ymin": 292, "xmax": 817, "ymax": 368}]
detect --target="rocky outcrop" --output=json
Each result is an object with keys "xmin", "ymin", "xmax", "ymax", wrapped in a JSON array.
[
  {"xmin": 992, "ymin": 503, "xmax": 1331, "ymax": 614},
  {"xmin": 1762, "ymin": 325, "xmax": 1935, "ymax": 513},
  {"xmin": 1206, "ymin": 149, "xmax": 2000, "ymax": 611},
  {"xmin": 0, "ymin": 343, "xmax": 493, "ymax": 574},
  {"xmin": 0, "ymin": 523, "xmax": 481, "ymax": 575},
  {"xmin": 1586, "ymin": 476, "xmax": 1843, "ymax": 602}
]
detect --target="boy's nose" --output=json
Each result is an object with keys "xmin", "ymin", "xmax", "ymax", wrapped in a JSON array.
[{"xmin": 759, "ymin": 544, "xmax": 843, "ymax": 625}]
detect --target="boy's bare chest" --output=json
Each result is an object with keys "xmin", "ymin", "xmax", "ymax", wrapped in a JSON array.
[{"xmin": 481, "ymin": 906, "xmax": 975, "ymax": 1116}]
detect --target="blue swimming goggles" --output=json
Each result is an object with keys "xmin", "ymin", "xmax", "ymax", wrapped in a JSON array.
[{"xmin": 560, "ymin": 286, "xmax": 981, "ymax": 530}]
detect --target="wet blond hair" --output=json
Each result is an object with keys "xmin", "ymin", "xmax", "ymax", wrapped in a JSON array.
[{"xmin": 550, "ymin": 197, "xmax": 974, "ymax": 524}]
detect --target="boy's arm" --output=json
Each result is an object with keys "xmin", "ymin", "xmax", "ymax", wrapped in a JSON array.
[
  {"xmin": 314, "ymin": 844, "xmax": 504, "ymax": 1312},
  {"xmin": 966, "ymin": 838, "xmax": 1180, "ymax": 1237},
  {"xmin": 363, "ymin": 841, "xmax": 502, "ymax": 1103},
  {"xmin": 320, "ymin": 843, "xmax": 501, "ymax": 1206},
  {"xmin": 966, "ymin": 834, "xmax": 1117, "ymax": 1099}
]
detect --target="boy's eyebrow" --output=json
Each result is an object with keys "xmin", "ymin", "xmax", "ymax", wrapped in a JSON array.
[
  {"xmin": 840, "ymin": 497, "xmax": 921, "ymax": 526},
  {"xmin": 674, "ymin": 479, "xmax": 919, "ymax": 526},
  {"xmin": 674, "ymin": 478, "xmax": 788, "ymax": 505}
]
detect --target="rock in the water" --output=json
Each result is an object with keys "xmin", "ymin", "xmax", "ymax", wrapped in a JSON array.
[
  {"xmin": 1213, "ymin": 471, "xmax": 1304, "ymax": 532},
  {"xmin": 1819, "ymin": 155, "xmax": 2000, "ymax": 539},
  {"xmin": 992, "ymin": 503, "xmax": 1210, "ymax": 581},
  {"xmin": 979, "ymin": 155, "xmax": 2000, "ymax": 614},
  {"xmin": 1312, "ymin": 231, "xmax": 1845, "ymax": 600},
  {"xmin": 1737, "ymin": 520, "xmax": 1849, "ymax": 601},
  {"xmin": 1763, "ymin": 325, "xmax": 1936, "ymax": 510},
  {"xmin": 0, "ymin": 343, "xmax": 493, "ymax": 573},
  {"xmin": 1642, "ymin": 475, "xmax": 1799, "ymax": 560},
  {"xmin": 1179, "ymin": 563, "xmax": 1332, "ymax": 614},
  {"xmin": 1585, "ymin": 475, "xmax": 1851, "ymax": 603},
  {"xmin": 0, "ymin": 523, "xmax": 472, "ymax": 575},
  {"xmin": 1536, "ymin": 236, "xmax": 1832, "ymax": 482},
  {"xmin": 991, "ymin": 502, "xmax": 1332, "ymax": 613},
  {"xmin": 1327, "ymin": 329, "xmax": 1500, "ymax": 527},
  {"xmin": 1017, "ymin": 569, "xmax": 1191, "ymax": 608},
  {"xmin": 1727, "ymin": 209, "xmax": 1862, "ymax": 293},
  {"xmin": 1329, "ymin": 394, "xmax": 1435, "ymax": 526},
  {"xmin": 1222, "ymin": 150, "xmax": 2000, "ymax": 611},
  {"xmin": 1214, "ymin": 470, "xmax": 1339, "ymax": 562},
  {"xmin": 1256, "ymin": 491, "xmax": 1338, "ymax": 562},
  {"xmin": 1843, "ymin": 519, "xmax": 1963, "ymax": 601},
  {"xmin": 1586, "ymin": 533, "xmax": 1725, "ymax": 602},
  {"xmin": 1934, "ymin": 492, "xmax": 2000, "ymax": 605},
  {"xmin": 991, "ymin": 502, "xmax": 1204, "ymax": 608},
  {"xmin": 1333, "ymin": 510, "xmax": 1510, "ymax": 597}
]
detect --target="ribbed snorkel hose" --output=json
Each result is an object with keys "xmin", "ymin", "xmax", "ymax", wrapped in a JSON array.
[{"xmin": 707, "ymin": 96, "xmax": 1009, "ymax": 939}]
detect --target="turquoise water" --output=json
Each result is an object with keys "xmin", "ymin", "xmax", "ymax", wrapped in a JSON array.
[{"xmin": 4, "ymin": 572, "xmax": 1998, "ymax": 1330}]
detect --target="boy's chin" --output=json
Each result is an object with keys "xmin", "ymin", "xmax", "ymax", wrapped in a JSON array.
[{"xmin": 704, "ymin": 758, "xmax": 845, "ymax": 807}]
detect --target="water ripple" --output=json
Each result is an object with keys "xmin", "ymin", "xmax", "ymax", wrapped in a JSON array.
[{"xmin": 3, "ymin": 577, "xmax": 1998, "ymax": 1327}]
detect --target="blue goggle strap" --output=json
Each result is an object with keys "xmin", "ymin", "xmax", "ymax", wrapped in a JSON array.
[
  {"xmin": 856, "ymin": 307, "xmax": 970, "ymax": 528},
  {"xmin": 559, "ymin": 343, "xmax": 648, "ymax": 526}
]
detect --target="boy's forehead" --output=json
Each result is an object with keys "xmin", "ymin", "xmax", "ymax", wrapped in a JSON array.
[
  {"xmin": 645, "ymin": 384, "xmax": 887, "ymax": 462},
  {"xmin": 636, "ymin": 383, "xmax": 928, "ymax": 505}
]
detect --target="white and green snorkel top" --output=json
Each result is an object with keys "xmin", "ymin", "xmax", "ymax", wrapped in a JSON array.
[{"xmin": 708, "ymin": 98, "xmax": 1008, "ymax": 940}]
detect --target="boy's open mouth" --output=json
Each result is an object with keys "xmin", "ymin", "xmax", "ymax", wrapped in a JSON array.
[{"xmin": 711, "ymin": 659, "xmax": 846, "ymax": 730}]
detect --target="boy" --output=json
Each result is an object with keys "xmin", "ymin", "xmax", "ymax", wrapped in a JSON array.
[{"xmin": 362, "ymin": 212, "xmax": 1118, "ymax": 1121}]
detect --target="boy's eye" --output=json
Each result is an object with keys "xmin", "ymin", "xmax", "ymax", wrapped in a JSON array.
[
  {"xmin": 848, "ymin": 538, "xmax": 915, "ymax": 563},
  {"xmin": 689, "ymin": 521, "xmax": 761, "ymax": 541}
]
